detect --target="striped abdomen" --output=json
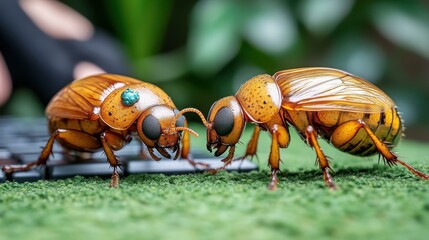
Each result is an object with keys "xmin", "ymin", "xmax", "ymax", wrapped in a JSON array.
[{"xmin": 283, "ymin": 108, "xmax": 403, "ymax": 156}]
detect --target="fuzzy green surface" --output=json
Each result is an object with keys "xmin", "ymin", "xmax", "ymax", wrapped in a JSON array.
[{"xmin": 1, "ymin": 125, "xmax": 429, "ymax": 240}]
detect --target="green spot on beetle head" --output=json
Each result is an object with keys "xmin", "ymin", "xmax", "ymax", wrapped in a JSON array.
[{"xmin": 121, "ymin": 88, "xmax": 140, "ymax": 106}]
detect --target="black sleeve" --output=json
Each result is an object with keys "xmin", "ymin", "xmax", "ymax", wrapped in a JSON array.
[{"xmin": 0, "ymin": 0, "xmax": 131, "ymax": 105}]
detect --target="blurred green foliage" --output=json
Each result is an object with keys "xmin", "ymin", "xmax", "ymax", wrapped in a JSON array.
[{"xmin": 3, "ymin": 0, "xmax": 429, "ymax": 141}]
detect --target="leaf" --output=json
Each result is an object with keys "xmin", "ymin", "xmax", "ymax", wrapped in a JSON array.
[
  {"xmin": 187, "ymin": 0, "xmax": 242, "ymax": 76},
  {"xmin": 242, "ymin": 1, "xmax": 297, "ymax": 55},
  {"xmin": 298, "ymin": 0, "xmax": 355, "ymax": 36},
  {"xmin": 105, "ymin": 0, "xmax": 173, "ymax": 60},
  {"xmin": 371, "ymin": 3, "xmax": 429, "ymax": 60},
  {"xmin": 326, "ymin": 34, "xmax": 386, "ymax": 83}
]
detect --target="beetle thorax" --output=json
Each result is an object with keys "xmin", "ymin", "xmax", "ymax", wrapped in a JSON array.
[{"xmin": 235, "ymin": 74, "xmax": 282, "ymax": 123}]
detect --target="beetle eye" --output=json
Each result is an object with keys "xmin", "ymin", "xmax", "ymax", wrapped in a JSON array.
[
  {"xmin": 142, "ymin": 114, "xmax": 161, "ymax": 140},
  {"xmin": 213, "ymin": 107, "xmax": 234, "ymax": 136},
  {"xmin": 174, "ymin": 109, "xmax": 185, "ymax": 128}
]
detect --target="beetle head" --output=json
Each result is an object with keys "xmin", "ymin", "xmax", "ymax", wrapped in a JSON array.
[
  {"xmin": 136, "ymin": 106, "xmax": 207, "ymax": 160},
  {"xmin": 206, "ymin": 96, "xmax": 245, "ymax": 156},
  {"xmin": 137, "ymin": 105, "xmax": 188, "ymax": 159}
]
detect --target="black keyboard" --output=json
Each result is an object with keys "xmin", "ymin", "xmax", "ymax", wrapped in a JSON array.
[{"xmin": 0, "ymin": 117, "xmax": 258, "ymax": 182}]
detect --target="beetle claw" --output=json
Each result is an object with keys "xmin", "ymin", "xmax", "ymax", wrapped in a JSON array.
[
  {"xmin": 206, "ymin": 143, "xmax": 213, "ymax": 153},
  {"xmin": 109, "ymin": 168, "xmax": 119, "ymax": 188},
  {"xmin": 156, "ymin": 147, "xmax": 171, "ymax": 159},
  {"xmin": 148, "ymin": 148, "xmax": 161, "ymax": 161},
  {"xmin": 214, "ymin": 144, "xmax": 228, "ymax": 157},
  {"xmin": 173, "ymin": 144, "xmax": 181, "ymax": 160}
]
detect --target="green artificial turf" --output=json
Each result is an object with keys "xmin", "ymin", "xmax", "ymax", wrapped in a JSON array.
[{"xmin": 1, "ymin": 124, "xmax": 429, "ymax": 240}]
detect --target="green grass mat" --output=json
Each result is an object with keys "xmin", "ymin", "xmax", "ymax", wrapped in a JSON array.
[{"xmin": 1, "ymin": 125, "xmax": 428, "ymax": 240}]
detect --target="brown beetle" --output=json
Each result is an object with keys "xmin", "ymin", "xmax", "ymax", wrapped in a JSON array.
[
  {"xmin": 203, "ymin": 67, "xmax": 429, "ymax": 190},
  {"xmin": 2, "ymin": 74, "xmax": 207, "ymax": 187}
]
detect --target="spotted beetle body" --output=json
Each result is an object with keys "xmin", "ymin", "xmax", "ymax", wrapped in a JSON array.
[
  {"xmin": 2, "ymin": 74, "xmax": 204, "ymax": 187},
  {"xmin": 205, "ymin": 67, "xmax": 429, "ymax": 190}
]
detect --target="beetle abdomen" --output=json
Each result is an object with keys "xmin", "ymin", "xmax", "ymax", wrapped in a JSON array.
[
  {"xmin": 284, "ymin": 107, "xmax": 403, "ymax": 156},
  {"xmin": 48, "ymin": 117, "xmax": 106, "ymax": 152},
  {"xmin": 321, "ymin": 108, "xmax": 402, "ymax": 156},
  {"xmin": 48, "ymin": 117, "xmax": 106, "ymax": 135}
]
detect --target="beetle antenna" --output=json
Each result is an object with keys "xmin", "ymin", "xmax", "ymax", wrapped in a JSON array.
[
  {"xmin": 171, "ymin": 107, "xmax": 211, "ymax": 129},
  {"xmin": 174, "ymin": 126, "xmax": 199, "ymax": 137}
]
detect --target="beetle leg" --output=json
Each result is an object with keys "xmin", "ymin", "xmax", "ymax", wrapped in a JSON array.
[
  {"xmin": 267, "ymin": 124, "xmax": 288, "ymax": 190},
  {"xmin": 180, "ymin": 119, "xmax": 191, "ymax": 159},
  {"xmin": 305, "ymin": 125, "xmax": 337, "ymax": 190},
  {"xmin": 268, "ymin": 126, "xmax": 280, "ymax": 191},
  {"xmin": 207, "ymin": 145, "xmax": 236, "ymax": 174},
  {"xmin": 2, "ymin": 130, "xmax": 61, "ymax": 174},
  {"xmin": 180, "ymin": 120, "xmax": 210, "ymax": 169},
  {"xmin": 235, "ymin": 125, "xmax": 261, "ymax": 162},
  {"xmin": 100, "ymin": 132, "xmax": 125, "ymax": 188},
  {"xmin": 221, "ymin": 145, "xmax": 236, "ymax": 164},
  {"xmin": 266, "ymin": 124, "xmax": 290, "ymax": 190},
  {"xmin": 3, "ymin": 129, "xmax": 101, "ymax": 174},
  {"xmin": 183, "ymin": 155, "xmax": 210, "ymax": 169},
  {"xmin": 110, "ymin": 168, "xmax": 119, "ymax": 188},
  {"xmin": 269, "ymin": 169, "xmax": 280, "ymax": 191},
  {"xmin": 101, "ymin": 131, "xmax": 128, "ymax": 151},
  {"xmin": 357, "ymin": 120, "xmax": 429, "ymax": 180}
]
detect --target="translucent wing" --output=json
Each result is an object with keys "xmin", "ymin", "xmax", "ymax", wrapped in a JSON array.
[
  {"xmin": 46, "ymin": 74, "xmax": 141, "ymax": 119},
  {"xmin": 274, "ymin": 67, "xmax": 395, "ymax": 113}
]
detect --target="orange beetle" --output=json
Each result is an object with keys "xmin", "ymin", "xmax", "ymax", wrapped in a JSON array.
[
  {"xmin": 2, "ymin": 74, "xmax": 207, "ymax": 187},
  {"xmin": 203, "ymin": 67, "xmax": 429, "ymax": 190}
]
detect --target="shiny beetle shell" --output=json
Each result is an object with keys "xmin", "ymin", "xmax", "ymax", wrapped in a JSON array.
[
  {"xmin": 205, "ymin": 67, "xmax": 429, "ymax": 190},
  {"xmin": 235, "ymin": 74, "xmax": 282, "ymax": 123},
  {"xmin": 3, "ymin": 74, "xmax": 204, "ymax": 187}
]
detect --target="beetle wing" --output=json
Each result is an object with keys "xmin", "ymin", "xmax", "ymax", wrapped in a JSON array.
[
  {"xmin": 46, "ymin": 74, "xmax": 141, "ymax": 120},
  {"xmin": 274, "ymin": 67, "xmax": 395, "ymax": 113}
]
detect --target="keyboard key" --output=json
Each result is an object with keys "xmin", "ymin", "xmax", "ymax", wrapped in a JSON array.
[
  {"xmin": 11, "ymin": 169, "xmax": 44, "ymax": 183},
  {"xmin": 126, "ymin": 158, "xmax": 257, "ymax": 175},
  {"xmin": 0, "ymin": 117, "xmax": 259, "ymax": 182},
  {"xmin": 47, "ymin": 162, "xmax": 124, "ymax": 179}
]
